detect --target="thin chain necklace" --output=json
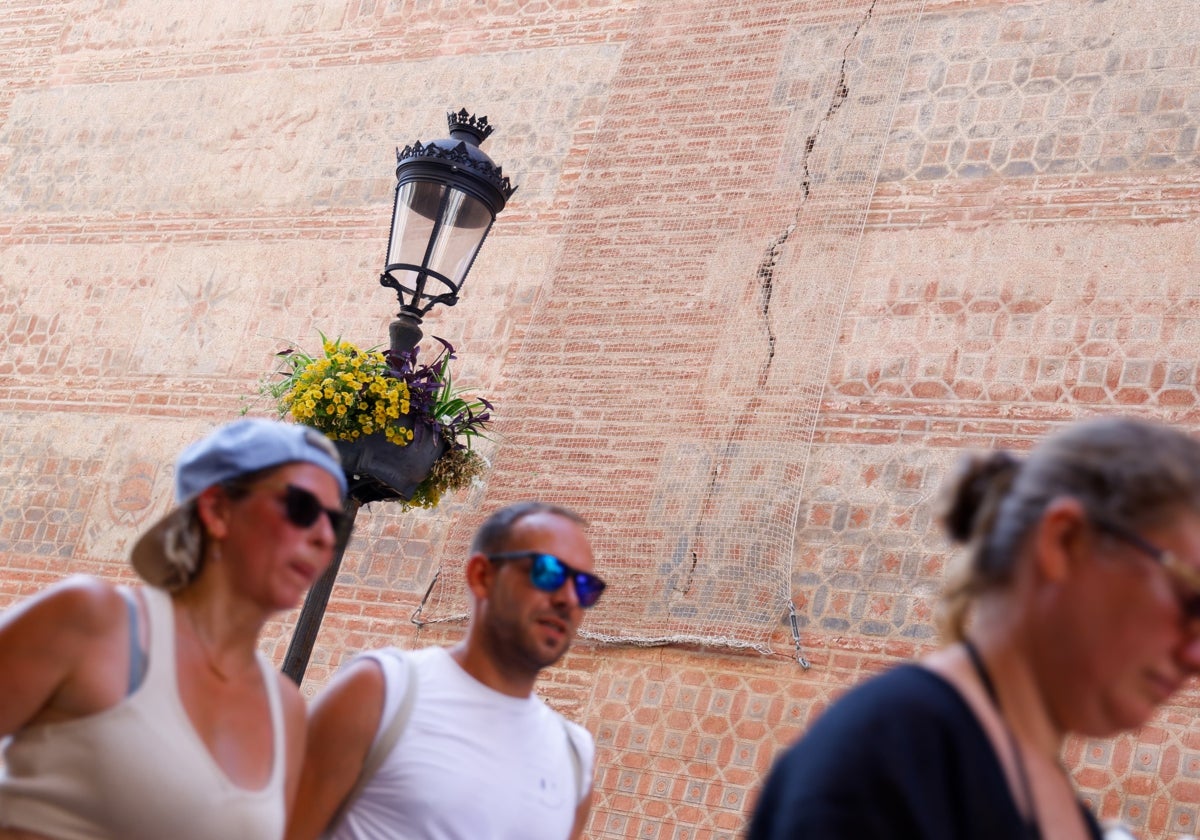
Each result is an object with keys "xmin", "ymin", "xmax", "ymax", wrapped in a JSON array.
[
  {"xmin": 183, "ymin": 606, "xmax": 242, "ymax": 683},
  {"xmin": 962, "ymin": 639, "xmax": 1043, "ymax": 840}
]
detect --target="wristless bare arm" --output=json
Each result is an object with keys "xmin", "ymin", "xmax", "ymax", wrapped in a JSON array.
[{"xmin": 285, "ymin": 658, "xmax": 385, "ymax": 840}]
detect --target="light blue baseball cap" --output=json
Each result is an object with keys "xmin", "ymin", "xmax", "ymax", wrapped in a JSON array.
[
  {"xmin": 132, "ymin": 418, "xmax": 346, "ymax": 589},
  {"xmin": 173, "ymin": 418, "xmax": 347, "ymax": 502}
]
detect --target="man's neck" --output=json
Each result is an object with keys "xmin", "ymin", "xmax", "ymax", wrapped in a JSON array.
[{"xmin": 448, "ymin": 640, "xmax": 538, "ymax": 698}]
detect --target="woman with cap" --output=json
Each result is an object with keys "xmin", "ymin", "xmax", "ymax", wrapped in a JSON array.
[
  {"xmin": 748, "ymin": 416, "xmax": 1200, "ymax": 839},
  {"xmin": 0, "ymin": 418, "xmax": 347, "ymax": 840}
]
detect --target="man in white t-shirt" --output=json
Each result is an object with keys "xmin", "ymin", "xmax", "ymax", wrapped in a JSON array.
[{"xmin": 287, "ymin": 502, "xmax": 604, "ymax": 840}]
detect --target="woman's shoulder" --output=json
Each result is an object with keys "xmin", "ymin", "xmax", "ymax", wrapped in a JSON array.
[
  {"xmin": 51, "ymin": 573, "xmax": 125, "ymax": 602},
  {"xmin": 752, "ymin": 664, "xmax": 1017, "ymax": 839},
  {"xmin": 6, "ymin": 574, "xmax": 128, "ymax": 633},
  {"xmin": 789, "ymin": 663, "xmax": 984, "ymax": 766},
  {"xmin": 826, "ymin": 664, "xmax": 968, "ymax": 722},
  {"xmin": 272, "ymin": 668, "xmax": 306, "ymax": 718},
  {"xmin": 0, "ymin": 576, "xmax": 135, "ymax": 735}
]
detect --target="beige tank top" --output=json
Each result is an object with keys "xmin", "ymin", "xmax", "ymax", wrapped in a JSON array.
[{"xmin": 0, "ymin": 587, "xmax": 286, "ymax": 840}]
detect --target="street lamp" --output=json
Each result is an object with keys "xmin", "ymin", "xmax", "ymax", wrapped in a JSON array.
[
  {"xmin": 282, "ymin": 109, "xmax": 515, "ymax": 684},
  {"xmin": 383, "ymin": 108, "xmax": 517, "ymax": 354}
]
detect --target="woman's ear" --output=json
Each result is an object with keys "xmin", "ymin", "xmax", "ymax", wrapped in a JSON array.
[
  {"xmin": 1033, "ymin": 496, "xmax": 1089, "ymax": 583},
  {"xmin": 193, "ymin": 485, "xmax": 231, "ymax": 540}
]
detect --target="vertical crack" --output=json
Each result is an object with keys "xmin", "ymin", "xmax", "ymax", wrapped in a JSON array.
[
  {"xmin": 801, "ymin": 0, "xmax": 875, "ymax": 200},
  {"xmin": 675, "ymin": 1, "xmax": 877, "ymax": 599},
  {"xmin": 760, "ymin": 0, "xmax": 875, "ymax": 381},
  {"xmin": 755, "ymin": 223, "xmax": 793, "ymax": 369}
]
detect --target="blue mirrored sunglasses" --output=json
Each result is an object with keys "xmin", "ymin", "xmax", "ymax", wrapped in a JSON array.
[{"xmin": 487, "ymin": 551, "xmax": 606, "ymax": 608}]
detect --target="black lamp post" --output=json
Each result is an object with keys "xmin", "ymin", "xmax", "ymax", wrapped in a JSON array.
[
  {"xmin": 382, "ymin": 108, "xmax": 517, "ymax": 355},
  {"xmin": 282, "ymin": 109, "xmax": 515, "ymax": 684}
]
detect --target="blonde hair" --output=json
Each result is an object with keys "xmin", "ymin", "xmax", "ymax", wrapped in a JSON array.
[{"xmin": 937, "ymin": 416, "xmax": 1200, "ymax": 640}]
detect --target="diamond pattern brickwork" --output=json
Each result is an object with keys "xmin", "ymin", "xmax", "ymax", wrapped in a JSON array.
[
  {"xmin": 884, "ymin": 2, "xmax": 1200, "ymax": 182},
  {"xmin": 834, "ymin": 224, "xmax": 1200, "ymax": 410}
]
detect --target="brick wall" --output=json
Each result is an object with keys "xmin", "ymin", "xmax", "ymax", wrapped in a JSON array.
[{"xmin": 3, "ymin": 1, "xmax": 1200, "ymax": 838}]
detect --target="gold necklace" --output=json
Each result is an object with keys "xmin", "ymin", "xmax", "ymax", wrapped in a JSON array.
[{"xmin": 183, "ymin": 606, "xmax": 243, "ymax": 683}]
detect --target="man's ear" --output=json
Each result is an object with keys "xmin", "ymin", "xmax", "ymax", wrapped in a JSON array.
[
  {"xmin": 464, "ymin": 553, "xmax": 495, "ymax": 600},
  {"xmin": 194, "ymin": 485, "xmax": 231, "ymax": 540},
  {"xmin": 1032, "ymin": 496, "xmax": 1089, "ymax": 583}
]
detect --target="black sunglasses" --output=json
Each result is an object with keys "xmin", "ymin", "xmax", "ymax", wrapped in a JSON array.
[
  {"xmin": 487, "ymin": 551, "xmax": 606, "ymax": 608},
  {"xmin": 279, "ymin": 484, "xmax": 346, "ymax": 533},
  {"xmin": 1094, "ymin": 518, "xmax": 1200, "ymax": 619}
]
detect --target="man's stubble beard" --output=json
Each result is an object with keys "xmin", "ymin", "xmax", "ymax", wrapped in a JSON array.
[{"xmin": 483, "ymin": 603, "xmax": 572, "ymax": 678}]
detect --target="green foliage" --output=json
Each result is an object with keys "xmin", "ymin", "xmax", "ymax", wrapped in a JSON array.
[{"xmin": 261, "ymin": 332, "xmax": 493, "ymax": 509}]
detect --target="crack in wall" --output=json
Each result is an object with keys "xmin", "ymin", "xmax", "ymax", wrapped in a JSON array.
[
  {"xmin": 755, "ymin": 224, "xmax": 792, "ymax": 369},
  {"xmin": 673, "ymin": 0, "xmax": 878, "ymax": 599},
  {"xmin": 802, "ymin": 0, "xmax": 875, "ymax": 201}
]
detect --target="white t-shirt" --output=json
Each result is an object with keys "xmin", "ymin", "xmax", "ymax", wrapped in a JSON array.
[{"xmin": 327, "ymin": 646, "xmax": 594, "ymax": 840}]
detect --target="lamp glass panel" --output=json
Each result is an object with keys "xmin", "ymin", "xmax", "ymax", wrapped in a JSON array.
[
  {"xmin": 424, "ymin": 187, "xmax": 494, "ymax": 285},
  {"xmin": 386, "ymin": 181, "xmax": 443, "ymax": 280}
]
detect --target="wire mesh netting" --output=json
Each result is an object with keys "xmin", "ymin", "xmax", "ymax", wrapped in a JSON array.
[{"xmin": 414, "ymin": 0, "xmax": 930, "ymax": 651}]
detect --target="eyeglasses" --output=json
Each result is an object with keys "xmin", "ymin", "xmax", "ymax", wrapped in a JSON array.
[
  {"xmin": 487, "ymin": 551, "xmax": 607, "ymax": 608},
  {"xmin": 278, "ymin": 484, "xmax": 346, "ymax": 533},
  {"xmin": 1094, "ymin": 518, "xmax": 1200, "ymax": 619}
]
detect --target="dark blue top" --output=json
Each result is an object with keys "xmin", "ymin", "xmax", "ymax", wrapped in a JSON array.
[{"xmin": 746, "ymin": 665, "xmax": 1103, "ymax": 839}]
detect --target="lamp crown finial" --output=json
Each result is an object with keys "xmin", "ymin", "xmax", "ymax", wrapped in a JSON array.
[{"xmin": 447, "ymin": 108, "xmax": 494, "ymax": 145}]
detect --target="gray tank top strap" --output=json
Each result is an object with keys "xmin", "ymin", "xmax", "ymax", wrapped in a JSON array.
[
  {"xmin": 118, "ymin": 587, "xmax": 148, "ymax": 696},
  {"xmin": 139, "ymin": 586, "xmax": 176, "ymax": 693}
]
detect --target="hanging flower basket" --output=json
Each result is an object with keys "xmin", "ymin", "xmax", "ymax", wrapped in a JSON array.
[
  {"xmin": 336, "ymin": 423, "xmax": 446, "ymax": 504},
  {"xmin": 258, "ymin": 333, "xmax": 492, "ymax": 509}
]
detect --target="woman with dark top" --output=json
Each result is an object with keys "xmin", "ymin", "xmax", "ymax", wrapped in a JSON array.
[
  {"xmin": 748, "ymin": 416, "xmax": 1200, "ymax": 839},
  {"xmin": 0, "ymin": 418, "xmax": 346, "ymax": 840}
]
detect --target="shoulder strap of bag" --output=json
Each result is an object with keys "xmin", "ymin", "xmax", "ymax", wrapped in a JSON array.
[
  {"xmin": 562, "ymin": 717, "xmax": 583, "ymax": 802},
  {"xmin": 327, "ymin": 650, "xmax": 417, "ymax": 834}
]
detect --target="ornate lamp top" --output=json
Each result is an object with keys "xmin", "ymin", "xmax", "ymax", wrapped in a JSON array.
[{"xmin": 394, "ymin": 108, "xmax": 516, "ymax": 206}]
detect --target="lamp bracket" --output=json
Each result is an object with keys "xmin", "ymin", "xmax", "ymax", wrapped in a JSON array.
[{"xmin": 380, "ymin": 269, "xmax": 460, "ymax": 316}]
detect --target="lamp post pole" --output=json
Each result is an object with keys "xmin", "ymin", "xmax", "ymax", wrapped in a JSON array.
[
  {"xmin": 282, "ymin": 498, "xmax": 361, "ymax": 683},
  {"xmin": 281, "ymin": 109, "xmax": 515, "ymax": 686}
]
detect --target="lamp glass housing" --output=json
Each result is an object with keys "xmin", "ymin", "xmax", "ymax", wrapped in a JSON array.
[{"xmin": 384, "ymin": 179, "xmax": 495, "ymax": 310}]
